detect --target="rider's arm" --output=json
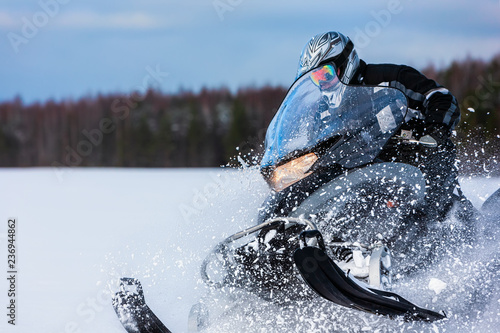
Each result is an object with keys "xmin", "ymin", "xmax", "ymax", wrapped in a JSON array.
[
  {"xmin": 361, "ymin": 63, "xmax": 460, "ymax": 132},
  {"xmin": 396, "ymin": 65, "xmax": 460, "ymax": 131}
]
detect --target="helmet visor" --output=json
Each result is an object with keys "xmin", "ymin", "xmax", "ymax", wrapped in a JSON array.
[{"xmin": 310, "ymin": 64, "xmax": 339, "ymax": 89}]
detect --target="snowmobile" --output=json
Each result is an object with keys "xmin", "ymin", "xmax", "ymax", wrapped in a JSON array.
[{"xmin": 113, "ymin": 64, "xmax": 500, "ymax": 332}]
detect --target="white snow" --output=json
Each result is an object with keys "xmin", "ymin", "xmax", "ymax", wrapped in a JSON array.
[
  {"xmin": 0, "ymin": 168, "xmax": 498, "ymax": 332},
  {"xmin": 352, "ymin": 250, "xmax": 366, "ymax": 268},
  {"xmin": 428, "ymin": 278, "xmax": 448, "ymax": 295}
]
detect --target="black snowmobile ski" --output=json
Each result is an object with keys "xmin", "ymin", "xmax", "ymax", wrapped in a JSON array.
[
  {"xmin": 112, "ymin": 278, "xmax": 172, "ymax": 333},
  {"xmin": 293, "ymin": 230, "xmax": 446, "ymax": 322}
]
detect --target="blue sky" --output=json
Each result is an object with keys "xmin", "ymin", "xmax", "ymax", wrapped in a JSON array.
[{"xmin": 1, "ymin": 0, "xmax": 499, "ymax": 104}]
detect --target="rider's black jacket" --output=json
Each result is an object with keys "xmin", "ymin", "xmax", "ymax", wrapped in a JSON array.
[
  {"xmin": 351, "ymin": 60, "xmax": 460, "ymax": 132},
  {"xmin": 350, "ymin": 61, "xmax": 460, "ymax": 220}
]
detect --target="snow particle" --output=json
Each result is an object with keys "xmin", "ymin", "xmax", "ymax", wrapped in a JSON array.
[{"xmin": 428, "ymin": 278, "xmax": 447, "ymax": 295}]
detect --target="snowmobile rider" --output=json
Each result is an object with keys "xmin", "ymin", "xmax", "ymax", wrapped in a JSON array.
[{"xmin": 297, "ymin": 31, "xmax": 462, "ymax": 222}]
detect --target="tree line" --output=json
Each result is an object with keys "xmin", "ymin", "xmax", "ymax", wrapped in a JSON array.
[
  {"xmin": 0, "ymin": 87, "xmax": 285, "ymax": 168},
  {"xmin": 1, "ymin": 54, "xmax": 499, "ymax": 175}
]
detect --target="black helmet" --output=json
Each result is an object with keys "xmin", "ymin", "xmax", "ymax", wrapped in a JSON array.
[{"xmin": 296, "ymin": 31, "xmax": 360, "ymax": 84}]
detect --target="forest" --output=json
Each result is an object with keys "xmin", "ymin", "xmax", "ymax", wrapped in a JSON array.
[{"xmin": 1, "ymin": 54, "xmax": 499, "ymax": 176}]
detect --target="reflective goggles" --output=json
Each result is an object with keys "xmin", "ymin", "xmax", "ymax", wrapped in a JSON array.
[{"xmin": 310, "ymin": 64, "xmax": 339, "ymax": 87}]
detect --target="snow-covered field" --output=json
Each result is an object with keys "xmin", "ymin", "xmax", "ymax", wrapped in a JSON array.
[{"xmin": 0, "ymin": 167, "xmax": 499, "ymax": 333}]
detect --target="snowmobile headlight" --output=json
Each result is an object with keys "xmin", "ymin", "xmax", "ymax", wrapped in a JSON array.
[{"xmin": 268, "ymin": 153, "xmax": 318, "ymax": 192}]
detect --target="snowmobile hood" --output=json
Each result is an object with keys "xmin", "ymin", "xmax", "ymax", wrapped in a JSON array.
[{"xmin": 261, "ymin": 65, "xmax": 408, "ymax": 170}]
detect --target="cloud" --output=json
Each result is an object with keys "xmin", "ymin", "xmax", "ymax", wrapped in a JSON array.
[
  {"xmin": 56, "ymin": 11, "xmax": 165, "ymax": 29},
  {"xmin": 0, "ymin": 9, "xmax": 167, "ymax": 30}
]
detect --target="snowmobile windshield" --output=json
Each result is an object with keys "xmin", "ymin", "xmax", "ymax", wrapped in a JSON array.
[{"xmin": 261, "ymin": 64, "xmax": 408, "ymax": 169}]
